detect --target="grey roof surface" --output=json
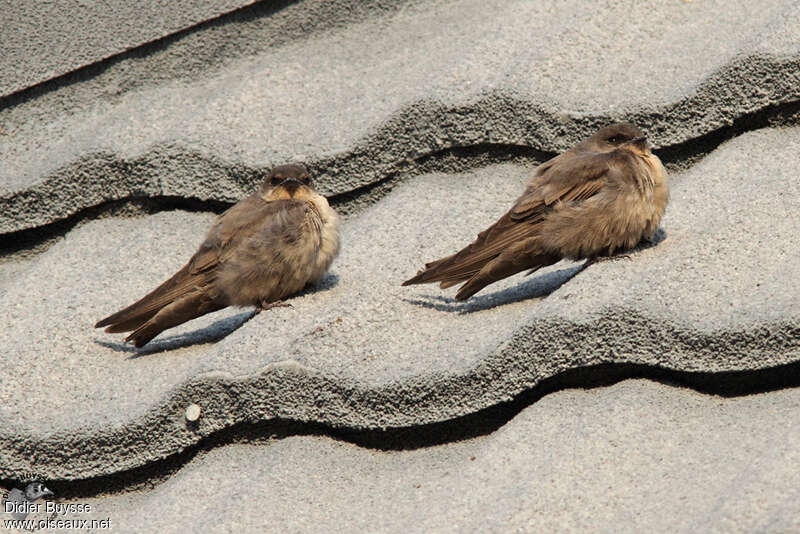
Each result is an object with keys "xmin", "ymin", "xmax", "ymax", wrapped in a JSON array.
[
  {"xmin": 52, "ymin": 380, "xmax": 800, "ymax": 533},
  {"xmin": 2, "ymin": 0, "xmax": 800, "ymax": 532},
  {"xmin": 2, "ymin": 0, "xmax": 799, "ymax": 233},
  {"xmin": 0, "ymin": 0, "xmax": 257, "ymax": 98}
]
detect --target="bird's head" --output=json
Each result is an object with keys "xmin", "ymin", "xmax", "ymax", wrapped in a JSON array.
[
  {"xmin": 24, "ymin": 482, "xmax": 54, "ymax": 501},
  {"xmin": 260, "ymin": 163, "xmax": 316, "ymax": 201},
  {"xmin": 592, "ymin": 122, "xmax": 649, "ymax": 153}
]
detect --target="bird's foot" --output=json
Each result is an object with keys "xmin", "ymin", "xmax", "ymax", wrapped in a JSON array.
[
  {"xmin": 255, "ymin": 300, "xmax": 294, "ymax": 313},
  {"xmin": 586, "ymin": 252, "xmax": 634, "ymax": 266},
  {"xmin": 594, "ymin": 253, "xmax": 633, "ymax": 263},
  {"xmin": 580, "ymin": 254, "xmax": 632, "ymax": 272}
]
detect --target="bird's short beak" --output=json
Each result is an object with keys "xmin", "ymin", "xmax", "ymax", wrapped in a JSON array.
[
  {"xmin": 629, "ymin": 136, "xmax": 648, "ymax": 149},
  {"xmin": 281, "ymin": 178, "xmax": 304, "ymax": 197}
]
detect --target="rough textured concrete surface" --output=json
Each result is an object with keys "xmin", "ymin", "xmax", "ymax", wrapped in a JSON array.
[
  {"xmin": 2, "ymin": 0, "xmax": 800, "ymax": 531},
  {"xmin": 42, "ymin": 381, "xmax": 800, "ymax": 533},
  {"xmin": 2, "ymin": 127, "xmax": 800, "ymax": 481},
  {"xmin": 2, "ymin": 0, "xmax": 799, "ymax": 233},
  {"xmin": 0, "ymin": 0, "xmax": 259, "ymax": 97}
]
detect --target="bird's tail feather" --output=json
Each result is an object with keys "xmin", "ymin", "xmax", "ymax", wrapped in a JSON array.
[
  {"xmin": 402, "ymin": 254, "xmax": 456, "ymax": 286},
  {"xmin": 100, "ymin": 313, "xmax": 159, "ymax": 334},
  {"xmin": 454, "ymin": 252, "xmax": 559, "ymax": 300},
  {"xmin": 95, "ymin": 263, "xmax": 196, "ymax": 333},
  {"xmin": 125, "ymin": 293, "xmax": 226, "ymax": 347},
  {"xmin": 401, "ymin": 248, "xmax": 487, "ymax": 287},
  {"xmin": 439, "ymin": 277, "xmax": 470, "ymax": 289}
]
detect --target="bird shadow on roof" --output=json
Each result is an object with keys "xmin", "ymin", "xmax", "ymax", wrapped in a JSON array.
[
  {"xmin": 93, "ymin": 273, "xmax": 341, "ymax": 357},
  {"xmin": 402, "ymin": 228, "xmax": 668, "ymax": 314},
  {"xmin": 94, "ymin": 310, "xmax": 258, "ymax": 358},
  {"xmin": 403, "ymin": 262, "xmax": 585, "ymax": 314}
]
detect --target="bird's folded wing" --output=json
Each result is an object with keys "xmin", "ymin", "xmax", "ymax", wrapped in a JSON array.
[
  {"xmin": 510, "ymin": 150, "xmax": 613, "ymax": 220},
  {"xmin": 97, "ymin": 195, "xmax": 294, "ymax": 331},
  {"xmin": 406, "ymin": 151, "xmax": 614, "ymax": 285}
]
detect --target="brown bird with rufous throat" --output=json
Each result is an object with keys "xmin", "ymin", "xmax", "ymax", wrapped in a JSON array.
[
  {"xmin": 96, "ymin": 163, "xmax": 340, "ymax": 347},
  {"xmin": 402, "ymin": 122, "xmax": 668, "ymax": 300}
]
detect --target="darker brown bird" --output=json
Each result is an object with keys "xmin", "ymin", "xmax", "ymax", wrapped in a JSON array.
[
  {"xmin": 96, "ymin": 163, "xmax": 340, "ymax": 347},
  {"xmin": 403, "ymin": 122, "xmax": 669, "ymax": 300}
]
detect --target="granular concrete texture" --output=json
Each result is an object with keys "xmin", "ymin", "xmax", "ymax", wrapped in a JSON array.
[
  {"xmin": 0, "ymin": 0, "xmax": 260, "ymax": 97},
  {"xmin": 2, "ymin": 0, "xmax": 800, "ymax": 530},
  {"xmin": 1, "ymin": 127, "xmax": 799, "ymax": 482},
  {"xmin": 56, "ymin": 380, "xmax": 800, "ymax": 533},
  {"xmin": 1, "ymin": 0, "xmax": 799, "ymax": 233}
]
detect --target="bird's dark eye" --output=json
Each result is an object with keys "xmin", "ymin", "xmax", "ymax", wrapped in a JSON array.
[
  {"xmin": 270, "ymin": 176, "xmax": 282, "ymax": 185},
  {"xmin": 608, "ymin": 135, "xmax": 623, "ymax": 143}
]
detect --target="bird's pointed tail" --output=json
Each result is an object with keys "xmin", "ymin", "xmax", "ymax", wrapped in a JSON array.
[
  {"xmin": 95, "ymin": 262, "xmax": 223, "ymax": 346},
  {"xmin": 124, "ymin": 293, "xmax": 226, "ymax": 347}
]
